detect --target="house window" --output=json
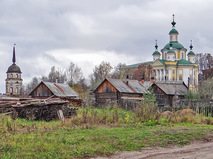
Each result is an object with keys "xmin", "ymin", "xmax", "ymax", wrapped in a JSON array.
[{"xmin": 16, "ymin": 87, "xmax": 19, "ymax": 93}]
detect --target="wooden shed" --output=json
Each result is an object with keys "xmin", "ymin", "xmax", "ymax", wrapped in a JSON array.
[
  {"xmin": 29, "ymin": 81, "xmax": 81, "ymax": 106},
  {"xmin": 94, "ymin": 78, "xmax": 147, "ymax": 107},
  {"xmin": 150, "ymin": 81, "xmax": 188, "ymax": 107}
]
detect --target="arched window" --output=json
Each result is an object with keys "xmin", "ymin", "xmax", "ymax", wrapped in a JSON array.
[
  {"xmin": 181, "ymin": 52, "xmax": 184, "ymax": 59},
  {"xmin": 11, "ymin": 74, "xmax": 13, "ymax": 78},
  {"xmin": 10, "ymin": 87, "xmax": 13, "ymax": 95},
  {"xmin": 16, "ymin": 74, "xmax": 18, "ymax": 78},
  {"xmin": 16, "ymin": 87, "xmax": 19, "ymax": 93},
  {"xmin": 179, "ymin": 76, "xmax": 182, "ymax": 81}
]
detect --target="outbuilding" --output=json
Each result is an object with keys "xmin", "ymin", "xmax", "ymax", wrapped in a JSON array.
[
  {"xmin": 94, "ymin": 78, "xmax": 147, "ymax": 108},
  {"xmin": 29, "ymin": 81, "xmax": 81, "ymax": 106},
  {"xmin": 150, "ymin": 81, "xmax": 188, "ymax": 107}
]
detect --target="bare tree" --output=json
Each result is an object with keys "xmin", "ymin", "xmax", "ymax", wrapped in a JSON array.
[
  {"xmin": 195, "ymin": 53, "xmax": 213, "ymax": 71},
  {"xmin": 25, "ymin": 76, "xmax": 40, "ymax": 94},
  {"xmin": 111, "ymin": 63, "xmax": 126, "ymax": 79},
  {"xmin": 89, "ymin": 61, "xmax": 112, "ymax": 89},
  {"xmin": 47, "ymin": 66, "xmax": 66, "ymax": 83},
  {"xmin": 132, "ymin": 64, "xmax": 155, "ymax": 81},
  {"xmin": 66, "ymin": 62, "xmax": 83, "ymax": 86},
  {"xmin": 93, "ymin": 61, "xmax": 112, "ymax": 82}
]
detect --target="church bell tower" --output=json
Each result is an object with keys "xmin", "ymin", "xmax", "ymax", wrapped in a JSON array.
[{"xmin": 5, "ymin": 44, "xmax": 23, "ymax": 96}]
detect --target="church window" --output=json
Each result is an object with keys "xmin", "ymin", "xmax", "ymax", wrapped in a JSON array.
[
  {"xmin": 16, "ymin": 74, "xmax": 18, "ymax": 78},
  {"xmin": 181, "ymin": 52, "xmax": 184, "ymax": 59},
  {"xmin": 10, "ymin": 87, "xmax": 13, "ymax": 94},
  {"xmin": 168, "ymin": 56, "xmax": 170, "ymax": 59},
  {"xmin": 16, "ymin": 87, "xmax": 19, "ymax": 93},
  {"xmin": 11, "ymin": 74, "xmax": 13, "ymax": 78},
  {"xmin": 173, "ymin": 76, "xmax": 175, "ymax": 81},
  {"xmin": 179, "ymin": 76, "xmax": 182, "ymax": 81}
]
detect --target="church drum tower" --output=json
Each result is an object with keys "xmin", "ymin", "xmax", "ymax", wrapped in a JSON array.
[{"xmin": 5, "ymin": 44, "xmax": 23, "ymax": 96}]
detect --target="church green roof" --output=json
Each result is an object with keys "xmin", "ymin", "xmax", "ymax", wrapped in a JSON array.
[
  {"xmin": 169, "ymin": 29, "xmax": 179, "ymax": 34},
  {"xmin": 187, "ymin": 51, "xmax": 195, "ymax": 56},
  {"xmin": 152, "ymin": 51, "xmax": 161, "ymax": 56},
  {"xmin": 177, "ymin": 59, "xmax": 192, "ymax": 65},
  {"xmin": 123, "ymin": 61, "xmax": 153, "ymax": 69},
  {"xmin": 163, "ymin": 42, "xmax": 185, "ymax": 50},
  {"xmin": 158, "ymin": 59, "xmax": 167, "ymax": 65}
]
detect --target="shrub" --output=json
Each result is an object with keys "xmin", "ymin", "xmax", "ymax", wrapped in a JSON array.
[
  {"xmin": 159, "ymin": 108, "xmax": 208, "ymax": 124},
  {"xmin": 132, "ymin": 92, "xmax": 160, "ymax": 124}
]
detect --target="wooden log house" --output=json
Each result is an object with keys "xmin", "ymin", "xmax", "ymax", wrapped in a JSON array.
[
  {"xmin": 29, "ymin": 81, "xmax": 82, "ymax": 106},
  {"xmin": 94, "ymin": 78, "xmax": 147, "ymax": 107},
  {"xmin": 150, "ymin": 81, "xmax": 188, "ymax": 107}
]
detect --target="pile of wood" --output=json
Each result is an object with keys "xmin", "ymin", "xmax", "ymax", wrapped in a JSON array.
[{"xmin": 0, "ymin": 97, "xmax": 78, "ymax": 121}]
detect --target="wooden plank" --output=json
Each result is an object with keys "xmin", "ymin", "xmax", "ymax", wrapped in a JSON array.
[
  {"xmin": 57, "ymin": 110, "xmax": 65, "ymax": 122},
  {"xmin": 0, "ymin": 112, "xmax": 13, "ymax": 116}
]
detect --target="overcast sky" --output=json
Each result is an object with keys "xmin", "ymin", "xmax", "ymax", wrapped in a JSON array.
[{"xmin": 0, "ymin": 0, "xmax": 213, "ymax": 93}]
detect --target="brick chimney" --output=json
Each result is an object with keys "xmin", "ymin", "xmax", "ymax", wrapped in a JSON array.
[
  {"xmin": 141, "ymin": 77, "xmax": 144, "ymax": 84},
  {"xmin": 151, "ymin": 77, "xmax": 155, "ymax": 83}
]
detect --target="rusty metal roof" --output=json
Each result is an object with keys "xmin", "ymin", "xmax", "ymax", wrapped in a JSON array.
[
  {"xmin": 128, "ymin": 80, "xmax": 147, "ymax": 94},
  {"xmin": 42, "ymin": 82, "xmax": 79, "ymax": 98},
  {"xmin": 153, "ymin": 81, "xmax": 188, "ymax": 95},
  {"xmin": 106, "ymin": 78, "xmax": 134, "ymax": 93}
]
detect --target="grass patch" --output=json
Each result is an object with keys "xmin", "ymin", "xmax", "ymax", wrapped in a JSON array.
[
  {"xmin": 0, "ymin": 116, "xmax": 213, "ymax": 158},
  {"xmin": 1, "ymin": 104, "xmax": 213, "ymax": 158}
]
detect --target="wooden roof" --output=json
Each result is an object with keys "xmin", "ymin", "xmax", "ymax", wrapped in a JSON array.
[
  {"xmin": 30, "ymin": 81, "xmax": 79, "ymax": 98},
  {"xmin": 151, "ymin": 81, "xmax": 188, "ymax": 96},
  {"xmin": 94, "ymin": 78, "xmax": 147, "ymax": 94}
]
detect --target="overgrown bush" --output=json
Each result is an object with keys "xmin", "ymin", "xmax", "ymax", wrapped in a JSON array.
[
  {"xmin": 132, "ymin": 91, "xmax": 160, "ymax": 124},
  {"xmin": 159, "ymin": 109, "xmax": 210, "ymax": 125}
]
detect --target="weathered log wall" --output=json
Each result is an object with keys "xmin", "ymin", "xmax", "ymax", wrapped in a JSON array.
[{"xmin": 0, "ymin": 102, "xmax": 78, "ymax": 121}]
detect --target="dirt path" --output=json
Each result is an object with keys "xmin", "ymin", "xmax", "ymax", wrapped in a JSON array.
[{"xmin": 92, "ymin": 139, "xmax": 213, "ymax": 159}]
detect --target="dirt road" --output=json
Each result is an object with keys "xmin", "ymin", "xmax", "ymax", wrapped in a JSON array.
[{"xmin": 92, "ymin": 139, "xmax": 213, "ymax": 159}]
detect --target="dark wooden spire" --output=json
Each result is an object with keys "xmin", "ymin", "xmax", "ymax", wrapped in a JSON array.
[{"xmin": 12, "ymin": 43, "xmax": 16, "ymax": 64}]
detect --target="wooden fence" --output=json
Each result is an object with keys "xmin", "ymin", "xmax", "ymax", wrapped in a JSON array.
[{"xmin": 159, "ymin": 99, "xmax": 213, "ymax": 117}]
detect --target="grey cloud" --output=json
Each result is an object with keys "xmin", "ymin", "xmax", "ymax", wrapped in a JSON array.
[{"xmin": 0, "ymin": 0, "xmax": 213, "ymax": 92}]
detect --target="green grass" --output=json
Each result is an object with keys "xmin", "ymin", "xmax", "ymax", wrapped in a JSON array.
[
  {"xmin": 1, "ymin": 104, "xmax": 213, "ymax": 159},
  {"xmin": 0, "ymin": 119, "xmax": 213, "ymax": 159}
]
